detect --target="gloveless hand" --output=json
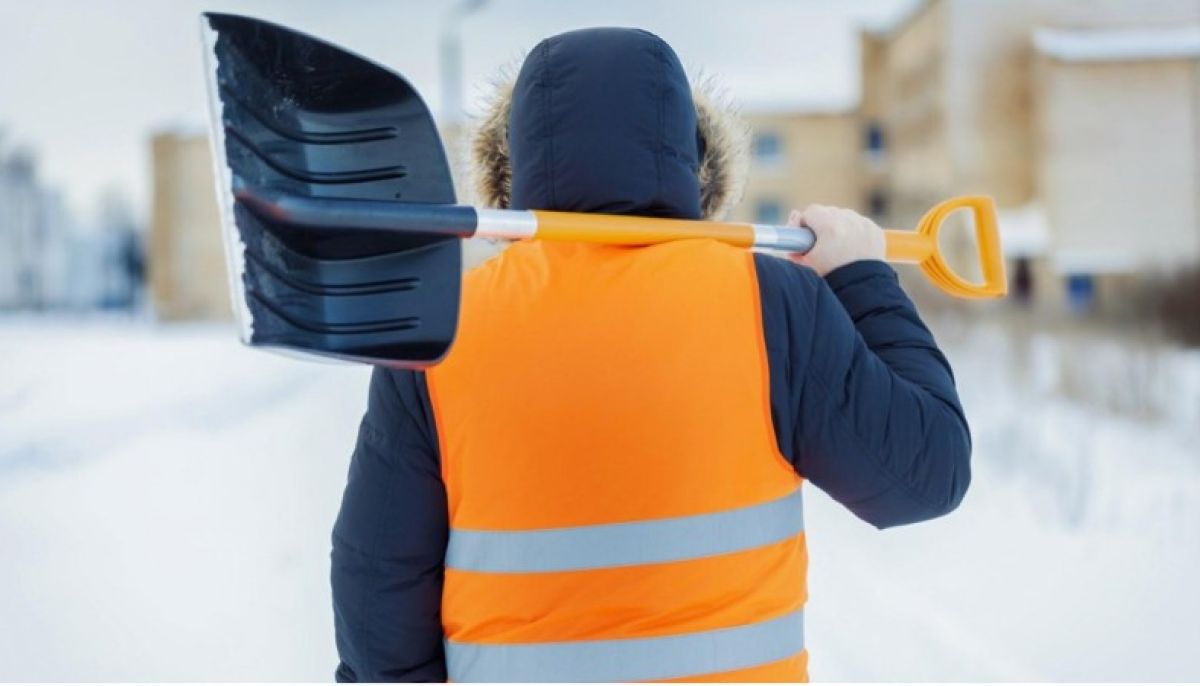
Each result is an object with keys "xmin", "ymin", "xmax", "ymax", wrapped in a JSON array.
[{"xmin": 787, "ymin": 204, "xmax": 886, "ymax": 277}]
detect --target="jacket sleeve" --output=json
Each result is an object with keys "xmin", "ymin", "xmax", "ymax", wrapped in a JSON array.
[
  {"xmin": 755, "ymin": 255, "xmax": 972, "ymax": 528},
  {"xmin": 331, "ymin": 367, "xmax": 448, "ymax": 682}
]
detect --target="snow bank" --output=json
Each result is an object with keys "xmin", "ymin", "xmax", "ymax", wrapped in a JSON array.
[
  {"xmin": 809, "ymin": 320, "xmax": 1200, "ymax": 680},
  {"xmin": 0, "ymin": 319, "xmax": 368, "ymax": 680},
  {"xmin": 1, "ymin": 317, "xmax": 1197, "ymax": 680}
]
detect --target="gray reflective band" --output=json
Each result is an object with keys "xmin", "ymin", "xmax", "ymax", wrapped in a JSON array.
[
  {"xmin": 446, "ymin": 608, "xmax": 804, "ymax": 682},
  {"xmin": 446, "ymin": 489, "xmax": 803, "ymax": 573}
]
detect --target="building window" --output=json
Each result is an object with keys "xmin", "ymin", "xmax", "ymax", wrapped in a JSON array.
[
  {"xmin": 755, "ymin": 199, "xmax": 784, "ymax": 225},
  {"xmin": 1065, "ymin": 273, "xmax": 1095, "ymax": 314},
  {"xmin": 865, "ymin": 122, "xmax": 886, "ymax": 153},
  {"xmin": 752, "ymin": 132, "xmax": 784, "ymax": 166}
]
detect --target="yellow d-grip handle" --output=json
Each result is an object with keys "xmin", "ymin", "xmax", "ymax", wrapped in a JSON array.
[{"xmin": 884, "ymin": 195, "xmax": 1007, "ymax": 299}]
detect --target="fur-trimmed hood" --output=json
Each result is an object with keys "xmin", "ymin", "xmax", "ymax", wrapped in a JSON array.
[{"xmin": 468, "ymin": 28, "xmax": 750, "ymax": 221}]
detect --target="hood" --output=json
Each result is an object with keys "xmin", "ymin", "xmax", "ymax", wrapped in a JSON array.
[{"xmin": 469, "ymin": 28, "xmax": 749, "ymax": 221}]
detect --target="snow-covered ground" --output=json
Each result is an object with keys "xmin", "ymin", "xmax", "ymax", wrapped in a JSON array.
[{"xmin": 1, "ymin": 317, "xmax": 1198, "ymax": 681}]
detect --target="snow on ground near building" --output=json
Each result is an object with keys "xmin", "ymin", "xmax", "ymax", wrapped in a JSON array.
[{"xmin": 1, "ymin": 317, "xmax": 1198, "ymax": 681}]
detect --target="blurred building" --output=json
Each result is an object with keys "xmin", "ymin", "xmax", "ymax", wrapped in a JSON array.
[
  {"xmin": 732, "ymin": 111, "xmax": 862, "ymax": 226},
  {"xmin": 860, "ymin": 0, "xmax": 1200, "ymax": 312},
  {"xmin": 0, "ymin": 146, "xmax": 40, "ymax": 308},
  {"xmin": 1034, "ymin": 27, "xmax": 1200, "ymax": 277},
  {"xmin": 70, "ymin": 191, "xmax": 145, "ymax": 311},
  {"xmin": 149, "ymin": 131, "xmax": 230, "ymax": 320},
  {"xmin": 0, "ymin": 143, "xmax": 78, "ymax": 310}
]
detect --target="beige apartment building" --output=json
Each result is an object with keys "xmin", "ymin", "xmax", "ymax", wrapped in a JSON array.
[
  {"xmin": 149, "ymin": 132, "xmax": 230, "ymax": 320},
  {"xmin": 1034, "ymin": 26, "xmax": 1200, "ymax": 274},
  {"xmin": 861, "ymin": 0, "xmax": 1200, "ymax": 310}
]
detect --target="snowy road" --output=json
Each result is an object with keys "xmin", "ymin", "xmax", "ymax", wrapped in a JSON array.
[{"xmin": 1, "ymin": 318, "xmax": 1198, "ymax": 680}]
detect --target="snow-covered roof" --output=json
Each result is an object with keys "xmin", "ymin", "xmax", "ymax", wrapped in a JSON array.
[{"xmin": 1033, "ymin": 26, "xmax": 1200, "ymax": 63}]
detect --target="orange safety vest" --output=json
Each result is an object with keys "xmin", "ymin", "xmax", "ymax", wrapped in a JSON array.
[{"xmin": 427, "ymin": 238, "xmax": 808, "ymax": 682}]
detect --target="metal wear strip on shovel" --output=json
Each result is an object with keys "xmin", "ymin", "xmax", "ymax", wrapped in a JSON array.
[{"xmin": 200, "ymin": 13, "xmax": 1008, "ymax": 369}]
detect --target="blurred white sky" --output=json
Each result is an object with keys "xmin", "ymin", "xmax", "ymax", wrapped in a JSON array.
[{"xmin": 0, "ymin": 0, "xmax": 915, "ymax": 223}]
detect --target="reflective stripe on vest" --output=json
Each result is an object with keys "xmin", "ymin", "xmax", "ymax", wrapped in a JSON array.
[
  {"xmin": 444, "ymin": 488, "xmax": 806, "ymax": 681},
  {"xmin": 446, "ymin": 608, "xmax": 804, "ymax": 683},
  {"xmin": 446, "ymin": 488, "xmax": 804, "ymax": 573}
]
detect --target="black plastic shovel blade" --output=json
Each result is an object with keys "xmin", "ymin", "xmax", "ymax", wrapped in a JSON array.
[{"xmin": 201, "ymin": 12, "xmax": 461, "ymax": 367}]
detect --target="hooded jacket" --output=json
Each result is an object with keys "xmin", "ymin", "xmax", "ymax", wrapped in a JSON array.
[{"xmin": 332, "ymin": 28, "xmax": 971, "ymax": 682}]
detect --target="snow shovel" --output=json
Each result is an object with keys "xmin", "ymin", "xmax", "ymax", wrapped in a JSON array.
[{"xmin": 201, "ymin": 13, "xmax": 1007, "ymax": 368}]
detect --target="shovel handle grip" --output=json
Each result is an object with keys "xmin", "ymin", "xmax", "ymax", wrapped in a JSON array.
[
  {"xmin": 884, "ymin": 229, "xmax": 935, "ymax": 263},
  {"xmin": 883, "ymin": 195, "xmax": 1007, "ymax": 299}
]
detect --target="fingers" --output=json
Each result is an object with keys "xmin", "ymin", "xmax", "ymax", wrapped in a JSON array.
[
  {"xmin": 786, "ymin": 203, "xmax": 885, "ymax": 274},
  {"xmin": 799, "ymin": 204, "xmax": 838, "ymax": 234},
  {"xmin": 789, "ymin": 205, "xmax": 834, "ymax": 265}
]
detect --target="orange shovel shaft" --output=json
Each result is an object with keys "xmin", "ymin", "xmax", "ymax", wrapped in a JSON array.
[
  {"xmin": 533, "ymin": 210, "xmax": 757, "ymax": 247},
  {"xmin": 883, "ymin": 230, "xmax": 936, "ymax": 264}
]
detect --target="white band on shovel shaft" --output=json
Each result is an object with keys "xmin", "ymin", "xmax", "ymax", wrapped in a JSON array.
[{"xmin": 475, "ymin": 209, "xmax": 538, "ymax": 239}]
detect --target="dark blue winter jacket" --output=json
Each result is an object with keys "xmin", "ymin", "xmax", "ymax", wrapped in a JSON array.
[{"xmin": 331, "ymin": 27, "xmax": 971, "ymax": 683}]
